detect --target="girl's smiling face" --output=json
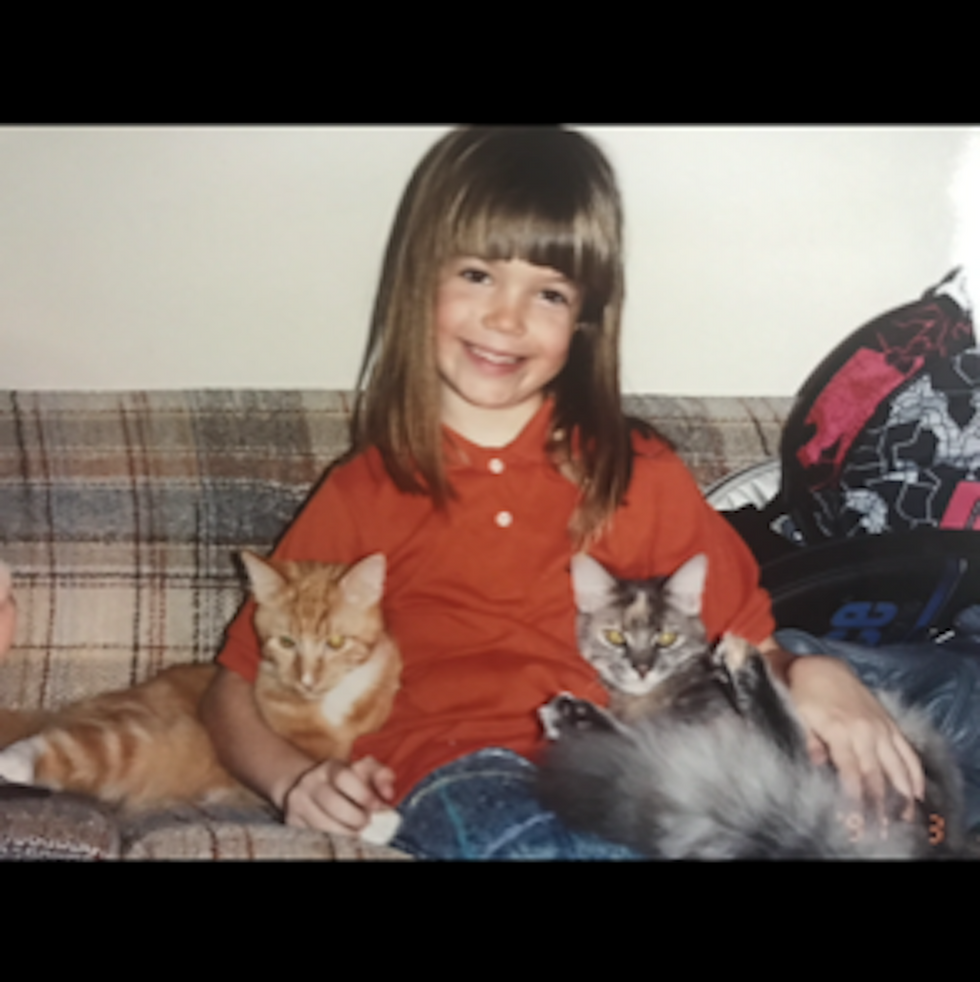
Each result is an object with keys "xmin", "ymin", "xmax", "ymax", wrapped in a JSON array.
[{"xmin": 434, "ymin": 256, "xmax": 581, "ymax": 447}]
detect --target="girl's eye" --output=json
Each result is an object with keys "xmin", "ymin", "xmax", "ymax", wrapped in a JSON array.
[
  {"xmin": 460, "ymin": 267, "xmax": 490, "ymax": 285},
  {"xmin": 541, "ymin": 288, "xmax": 570, "ymax": 306},
  {"xmin": 657, "ymin": 631, "xmax": 678, "ymax": 648},
  {"xmin": 327, "ymin": 635, "xmax": 346, "ymax": 650},
  {"xmin": 604, "ymin": 629, "xmax": 626, "ymax": 647}
]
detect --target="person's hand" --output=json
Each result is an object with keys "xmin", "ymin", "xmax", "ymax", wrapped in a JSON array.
[
  {"xmin": 283, "ymin": 755, "xmax": 396, "ymax": 837},
  {"xmin": 0, "ymin": 561, "xmax": 17, "ymax": 659},
  {"xmin": 784, "ymin": 653, "xmax": 925, "ymax": 823}
]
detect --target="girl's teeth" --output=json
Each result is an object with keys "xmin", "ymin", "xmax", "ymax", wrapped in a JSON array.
[{"xmin": 472, "ymin": 345, "xmax": 517, "ymax": 365}]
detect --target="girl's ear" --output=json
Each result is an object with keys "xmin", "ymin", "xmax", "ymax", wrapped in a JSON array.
[
  {"xmin": 340, "ymin": 553, "xmax": 387, "ymax": 609},
  {"xmin": 663, "ymin": 554, "xmax": 707, "ymax": 617},
  {"xmin": 240, "ymin": 551, "xmax": 288, "ymax": 607},
  {"xmin": 570, "ymin": 554, "xmax": 617, "ymax": 613}
]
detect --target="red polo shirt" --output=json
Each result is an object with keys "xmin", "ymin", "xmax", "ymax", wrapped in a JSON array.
[{"xmin": 217, "ymin": 403, "xmax": 774, "ymax": 802}]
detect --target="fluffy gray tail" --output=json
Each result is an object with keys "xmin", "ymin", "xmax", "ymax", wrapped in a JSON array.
[{"xmin": 538, "ymin": 708, "xmax": 954, "ymax": 859}]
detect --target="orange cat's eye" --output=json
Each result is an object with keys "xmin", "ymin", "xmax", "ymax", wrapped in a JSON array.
[
  {"xmin": 327, "ymin": 635, "xmax": 346, "ymax": 650},
  {"xmin": 604, "ymin": 629, "xmax": 626, "ymax": 647},
  {"xmin": 657, "ymin": 631, "xmax": 678, "ymax": 647},
  {"xmin": 279, "ymin": 636, "xmax": 297, "ymax": 650}
]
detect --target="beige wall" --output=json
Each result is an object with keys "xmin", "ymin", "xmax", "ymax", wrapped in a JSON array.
[{"xmin": 0, "ymin": 126, "xmax": 971, "ymax": 395}]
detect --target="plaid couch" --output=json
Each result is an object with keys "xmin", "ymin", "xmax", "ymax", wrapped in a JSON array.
[{"xmin": 0, "ymin": 390, "xmax": 791, "ymax": 860}]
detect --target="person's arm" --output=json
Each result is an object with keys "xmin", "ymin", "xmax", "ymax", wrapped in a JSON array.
[
  {"xmin": 757, "ymin": 637, "xmax": 924, "ymax": 821},
  {"xmin": 0, "ymin": 561, "xmax": 17, "ymax": 659},
  {"xmin": 199, "ymin": 666, "xmax": 395, "ymax": 834}
]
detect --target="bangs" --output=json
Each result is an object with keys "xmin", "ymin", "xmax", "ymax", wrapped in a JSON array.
[
  {"xmin": 448, "ymin": 206, "xmax": 617, "ymax": 319},
  {"xmin": 432, "ymin": 129, "xmax": 621, "ymax": 321}
]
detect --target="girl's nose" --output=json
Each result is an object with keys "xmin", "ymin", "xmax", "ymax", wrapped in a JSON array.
[{"xmin": 484, "ymin": 294, "xmax": 525, "ymax": 335}]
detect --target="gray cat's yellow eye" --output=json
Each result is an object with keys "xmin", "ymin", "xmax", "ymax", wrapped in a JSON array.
[
  {"xmin": 279, "ymin": 635, "xmax": 297, "ymax": 650},
  {"xmin": 604, "ymin": 629, "xmax": 626, "ymax": 646},
  {"xmin": 327, "ymin": 634, "xmax": 346, "ymax": 650},
  {"xmin": 657, "ymin": 631, "xmax": 678, "ymax": 647}
]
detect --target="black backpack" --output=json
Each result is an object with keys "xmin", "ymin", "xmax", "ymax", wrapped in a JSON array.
[
  {"xmin": 722, "ymin": 269, "xmax": 980, "ymax": 645},
  {"xmin": 780, "ymin": 267, "xmax": 976, "ymax": 545}
]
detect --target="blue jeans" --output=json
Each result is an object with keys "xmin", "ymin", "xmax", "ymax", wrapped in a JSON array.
[
  {"xmin": 776, "ymin": 628, "xmax": 980, "ymax": 831},
  {"xmin": 389, "ymin": 747, "xmax": 644, "ymax": 860}
]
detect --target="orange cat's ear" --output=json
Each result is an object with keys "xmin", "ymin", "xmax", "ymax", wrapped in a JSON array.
[
  {"xmin": 340, "ymin": 553, "xmax": 386, "ymax": 609},
  {"xmin": 240, "ymin": 551, "xmax": 288, "ymax": 606}
]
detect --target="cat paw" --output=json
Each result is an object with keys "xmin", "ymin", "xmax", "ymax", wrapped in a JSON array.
[
  {"xmin": 0, "ymin": 737, "xmax": 42, "ymax": 786},
  {"xmin": 539, "ymin": 693, "xmax": 576, "ymax": 739},
  {"xmin": 715, "ymin": 633, "xmax": 753, "ymax": 673},
  {"xmin": 360, "ymin": 807, "xmax": 402, "ymax": 847},
  {"xmin": 540, "ymin": 693, "xmax": 616, "ymax": 738}
]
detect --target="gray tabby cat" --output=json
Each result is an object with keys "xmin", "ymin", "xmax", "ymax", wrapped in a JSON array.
[{"xmin": 536, "ymin": 553, "xmax": 968, "ymax": 859}]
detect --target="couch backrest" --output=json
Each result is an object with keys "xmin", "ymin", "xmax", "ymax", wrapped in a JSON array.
[{"xmin": 0, "ymin": 390, "xmax": 791, "ymax": 709}]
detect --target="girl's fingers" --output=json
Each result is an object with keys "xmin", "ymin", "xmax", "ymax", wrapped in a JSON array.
[
  {"xmin": 813, "ymin": 713, "xmax": 924, "ymax": 827},
  {"xmin": 284, "ymin": 757, "xmax": 398, "ymax": 835},
  {"xmin": 285, "ymin": 762, "xmax": 369, "ymax": 833},
  {"xmin": 350, "ymin": 755, "xmax": 397, "ymax": 804}
]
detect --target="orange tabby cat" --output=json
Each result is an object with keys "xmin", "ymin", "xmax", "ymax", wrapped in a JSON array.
[{"xmin": 0, "ymin": 552, "xmax": 402, "ymax": 841}]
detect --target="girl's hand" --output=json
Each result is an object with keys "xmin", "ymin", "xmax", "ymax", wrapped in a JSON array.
[
  {"xmin": 283, "ymin": 755, "xmax": 396, "ymax": 836},
  {"xmin": 783, "ymin": 652, "xmax": 925, "ymax": 822}
]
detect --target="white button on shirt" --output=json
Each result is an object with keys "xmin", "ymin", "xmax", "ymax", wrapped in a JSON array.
[
  {"xmin": 495, "ymin": 510, "xmax": 513, "ymax": 528},
  {"xmin": 488, "ymin": 458, "xmax": 505, "ymax": 474}
]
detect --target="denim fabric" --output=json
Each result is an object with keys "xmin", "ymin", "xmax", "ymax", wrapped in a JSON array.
[
  {"xmin": 776, "ymin": 628, "xmax": 980, "ymax": 830},
  {"xmin": 389, "ymin": 747, "xmax": 644, "ymax": 860}
]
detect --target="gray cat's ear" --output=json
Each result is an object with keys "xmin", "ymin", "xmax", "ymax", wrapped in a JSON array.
[
  {"xmin": 340, "ymin": 553, "xmax": 386, "ymax": 608},
  {"xmin": 240, "ymin": 550, "xmax": 288, "ymax": 606},
  {"xmin": 664, "ymin": 554, "xmax": 707, "ymax": 617},
  {"xmin": 570, "ymin": 554, "xmax": 617, "ymax": 613}
]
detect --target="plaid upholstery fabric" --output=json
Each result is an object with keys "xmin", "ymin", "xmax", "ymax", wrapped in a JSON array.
[
  {"xmin": 0, "ymin": 390, "xmax": 352, "ymax": 706},
  {"xmin": 120, "ymin": 804, "xmax": 411, "ymax": 860},
  {"xmin": 0, "ymin": 389, "xmax": 791, "ymax": 859},
  {"xmin": 622, "ymin": 394, "xmax": 790, "ymax": 489}
]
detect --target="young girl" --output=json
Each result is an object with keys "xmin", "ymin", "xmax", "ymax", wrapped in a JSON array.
[{"xmin": 200, "ymin": 126, "xmax": 925, "ymax": 859}]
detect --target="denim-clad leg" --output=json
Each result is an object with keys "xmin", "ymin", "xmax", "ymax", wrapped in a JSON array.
[
  {"xmin": 389, "ymin": 748, "xmax": 644, "ymax": 860},
  {"xmin": 776, "ymin": 628, "xmax": 980, "ymax": 830}
]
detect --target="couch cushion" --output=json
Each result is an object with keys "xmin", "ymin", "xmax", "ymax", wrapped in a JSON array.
[
  {"xmin": 0, "ymin": 781, "xmax": 121, "ymax": 859},
  {"xmin": 622, "ymin": 394, "xmax": 791, "ymax": 489},
  {"xmin": 119, "ymin": 804, "xmax": 410, "ymax": 860}
]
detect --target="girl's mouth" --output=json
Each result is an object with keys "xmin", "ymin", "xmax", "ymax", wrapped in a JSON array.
[{"xmin": 465, "ymin": 343, "xmax": 522, "ymax": 367}]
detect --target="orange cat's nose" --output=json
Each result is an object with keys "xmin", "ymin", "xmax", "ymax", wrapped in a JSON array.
[
  {"xmin": 289, "ymin": 659, "xmax": 316, "ymax": 693},
  {"xmin": 292, "ymin": 659, "xmax": 326, "ymax": 696}
]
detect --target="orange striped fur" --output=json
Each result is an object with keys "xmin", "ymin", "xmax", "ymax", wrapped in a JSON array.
[{"xmin": 0, "ymin": 553, "xmax": 401, "ymax": 814}]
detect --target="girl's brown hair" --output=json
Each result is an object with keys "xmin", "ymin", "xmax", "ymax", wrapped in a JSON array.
[{"xmin": 350, "ymin": 126, "xmax": 649, "ymax": 545}]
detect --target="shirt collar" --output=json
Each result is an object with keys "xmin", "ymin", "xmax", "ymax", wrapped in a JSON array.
[{"xmin": 443, "ymin": 399, "xmax": 555, "ymax": 472}]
